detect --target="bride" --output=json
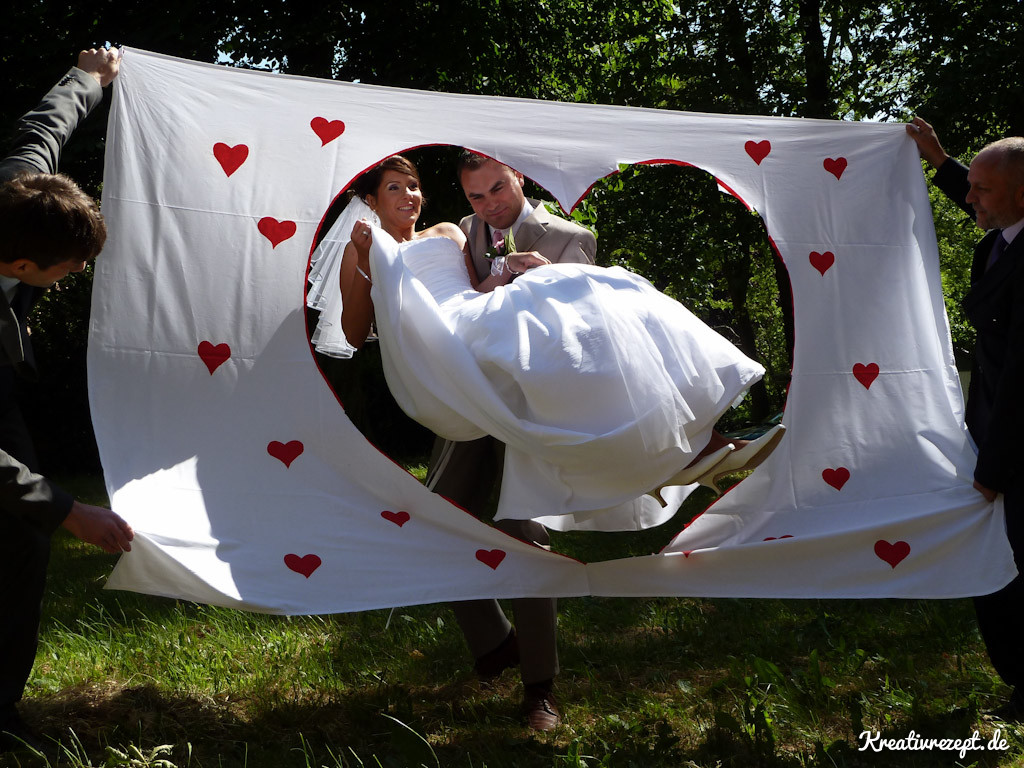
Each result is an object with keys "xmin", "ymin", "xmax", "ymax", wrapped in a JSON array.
[{"xmin": 307, "ymin": 155, "xmax": 785, "ymax": 531}]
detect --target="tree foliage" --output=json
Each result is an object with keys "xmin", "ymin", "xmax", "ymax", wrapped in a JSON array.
[{"xmin": 3, "ymin": 1, "xmax": 1019, "ymax": 468}]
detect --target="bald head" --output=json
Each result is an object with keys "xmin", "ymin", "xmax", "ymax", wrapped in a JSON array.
[{"xmin": 967, "ymin": 137, "xmax": 1024, "ymax": 230}]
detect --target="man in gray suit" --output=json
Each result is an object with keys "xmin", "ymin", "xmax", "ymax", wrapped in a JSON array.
[
  {"xmin": 426, "ymin": 152, "xmax": 596, "ymax": 731},
  {"xmin": 0, "ymin": 48, "xmax": 133, "ymax": 752}
]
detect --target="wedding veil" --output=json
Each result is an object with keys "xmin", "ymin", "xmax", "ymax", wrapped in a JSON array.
[{"xmin": 306, "ymin": 195, "xmax": 379, "ymax": 358}]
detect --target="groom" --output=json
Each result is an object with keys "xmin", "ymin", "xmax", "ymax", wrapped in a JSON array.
[{"xmin": 425, "ymin": 152, "xmax": 596, "ymax": 731}]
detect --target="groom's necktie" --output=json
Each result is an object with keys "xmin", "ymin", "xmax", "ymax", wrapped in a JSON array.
[
  {"xmin": 986, "ymin": 231, "xmax": 1008, "ymax": 272},
  {"xmin": 491, "ymin": 226, "xmax": 504, "ymax": 251}
]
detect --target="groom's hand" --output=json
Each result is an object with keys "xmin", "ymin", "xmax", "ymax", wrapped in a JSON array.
[{"xmin": 507, "ymin": 251, "xmax": 550, "ymax": 274}]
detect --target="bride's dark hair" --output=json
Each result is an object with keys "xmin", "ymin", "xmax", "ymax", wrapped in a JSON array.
[{"xmin": 351, "ymin": 155, "xmax": 421, "ymax": 201}]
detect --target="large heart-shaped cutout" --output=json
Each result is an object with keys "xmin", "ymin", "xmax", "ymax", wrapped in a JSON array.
[
  {"xmin": 475, "ymin": 549, "xmax": 506, "ymax": 569},
  {"xmin": 744, "ymin": 139, "xmax": 771, "ymax": 165},
  {"xmin": 213, "ymin": 142, "xmax": 249, "ymax": 177},
  {"xmin": 311, "ymin": 117, "xmax": 346, "ymax": 146},
  {"xmin": 823, "ymin": 157, "xmax": 847, "ymax": 180},
  {"xmin": 852, "ymin": 362, "xmax": 880, "ymax": 389},
  {"xmin": 381, "ymin": 510, "xmax": 410, "ymax": 527},
  {"xmin": 809, "ymin": 250, "xmax": 835, "ymax": 276},
  {"xmin": 267, "ymin": 440, "xmax": 304, "ymax": 468},
  {"xmin": 258, "ymin": 217, "xmax": 297, "ymax": 248},
  {"xmin": 874, "ymin": 539, "xmax": 910, "ymax": 568},
  {"xmin": 822, "ymin": 467, "xmax": 850, "ymax": 491},
  {"xmin": 197, "ymin": 340, "xmax": 230, "ymax": 375},
  {"xmin": 284, "ymin": 553, "xmax": 321, "ymax": 578}
]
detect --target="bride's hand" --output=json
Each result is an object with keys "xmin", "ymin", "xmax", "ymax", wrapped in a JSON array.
[
  {"xmin": 350, "ymin": 220, "xmax": 374, "ymax": 263},
  {"xmin": 506, "ymin": 251, "xmax": 551, "ymax": 274}
]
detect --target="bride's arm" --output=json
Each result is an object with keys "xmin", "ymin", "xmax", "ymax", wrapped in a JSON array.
[{"xmin": 340, "ymin": 224, "xmax": 375, "ymax": 350}]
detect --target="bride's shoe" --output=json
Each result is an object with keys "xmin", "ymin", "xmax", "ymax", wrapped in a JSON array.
[
  {"xmin": 648, "ymin": 444, "xmax": 735, "ymax": 507},
  {"xmin": 698, "ymin": 423, "xmax": 786, "ymax": 495}
]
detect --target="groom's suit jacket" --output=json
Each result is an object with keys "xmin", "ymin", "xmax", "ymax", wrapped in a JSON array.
[
  {"xmin": 459, "ymin": 198, "xmax": 596, "ymax": 281},
  {"xmin": 934, "ymin": 159, "xmax": 1024, "ymax": 495},
  {"xmin": 0, "ymin": 67, "xmax": 102, "ymax": 531}
]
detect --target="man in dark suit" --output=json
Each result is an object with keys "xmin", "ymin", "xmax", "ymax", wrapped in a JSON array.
[
  {"xmin": 0, "ymin": 48, "xmax": 134, "ymax": 752},
  {"xmin": 908, "ymin": 117, "xmax": 1024, "ymax": 717},
  {"xmin": 424, "ymin": 153, "xmax": 596, "ymax": 731}
]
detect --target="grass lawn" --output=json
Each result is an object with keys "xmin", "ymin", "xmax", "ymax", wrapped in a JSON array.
[{"xmin": 6, "ymin": 475, "xmax": 1024, "ymax": 767}]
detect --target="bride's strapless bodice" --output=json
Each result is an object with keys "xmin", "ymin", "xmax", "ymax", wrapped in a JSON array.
[{"xmin": 399, "ymin": 236, "xmax": 475, "ymax": 305}]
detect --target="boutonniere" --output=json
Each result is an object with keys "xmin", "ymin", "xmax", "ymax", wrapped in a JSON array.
[
  {"xmin": 484, "ymin": 229, "xmax": 517, "ymax": 261},
  {"xmin": 485, "ymin": 229, "xmax": 517, "ymax": 277}
]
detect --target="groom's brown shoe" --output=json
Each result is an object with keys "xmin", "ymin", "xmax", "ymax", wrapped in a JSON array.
[{"xmin": 523, "ymin": 681, "xmax": 561, "ymax": 731}]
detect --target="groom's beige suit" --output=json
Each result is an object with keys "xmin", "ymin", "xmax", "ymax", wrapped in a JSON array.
[{"xmin": 426, "ymin": 199, "xmax": 595, "ymax": 685}]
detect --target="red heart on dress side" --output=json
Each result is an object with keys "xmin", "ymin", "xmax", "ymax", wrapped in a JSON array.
[
  {"xmin": 267, "ymin": 440, "xmax": 304, "ymax": 468},
  {"xmin": 874, "ymin": 539, "xmax": 910, "ymax": 568},
  {"xmin": 284, "ymin": 553, "xmax": 321, "ymax": 578},
  {"xmin": 310, "ymin": 117, "xmax": 346, "ymax": 146},
  {"xmin": 809, "ymin": 251, "xmax": 835, "ymax": 276},
  {"xmin": 381, "ymin": 510, "xmax": 410, "ymax": 527},
  {"xmin": 823, "ymin": 157, "xmax": 848, "ymax": 180},
  {"xmin": 258, "ymin": 217, "xmax": 297, "ymax": 248},
  {"xmin": 853, "ymin": 362, "xmax": 880, "ymax": 389},
  {"xmin": 213, "ymin": 143, "xmax": 249, "ymax": 177},
  {"xmin": 763, "ymin": 535, "xmax": 794, "ymax": 541},
  {"xmin": 744, "ymin": 140, "xmax": 771, "ymax": 165},
  {"xmin": 197, "ymin": 341, "xmax": 230, "ymax": 375},
  {"xmin": 822, "ymin": 467, "xmax": 850, "ymax": 491},
  {"xmin": 475, "ymin": 549, "xmax": 506, "ymax": 569}
]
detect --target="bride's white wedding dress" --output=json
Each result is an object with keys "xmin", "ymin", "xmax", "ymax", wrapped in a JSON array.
[{"xmin": 366, "ymin": 227, "xmax": 765, "ymax": 531}]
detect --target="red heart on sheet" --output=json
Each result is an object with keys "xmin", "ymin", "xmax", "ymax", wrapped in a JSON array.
[
  {"xmin": 258, "ymin": 217, "xmax": 297, "ymax": 248},
  {"xmin": 744, "ymin": 140, "xmax": 771, "ymax": 165},
  {"xmin": 874, "ymin": 539, "xmax": 910, "ymax": 568},
  {"xmin": 824, "ymin": 157, "xmax": 848, "ymax": 180},
  {"xmin": 267, "ymin": 440, "xmax": 304, "ymax": 468},
  {"xmin": 475, "ymin": 549, "xmax": 506, "ymax": 569},
  {"xmin": 284, "ymin": 553, "xmax": 321, "ymax": 578},
  {"xmin": 809, "ymin": 251, "xmax": 835, "ymax": 276},
  {"xmin": 197, "ymin": 341, "xmax": 230, "ymax": 375},
  {"xmin": 381, "ymin": 510, "xmax": 410, "ymax": 527},
  {"xmin": 310, "ymin": 117, "xmax": 346, "ymax": 146},
  {"xmin": 213, "ymin": 143, "xmax": 249, "ymax": 177},
  {"xmin": 822, "ymin": 467, "xmax": 850, "ymax": 491},
  {"xmin": 763, "ymin": 535, "xmax": 794, "ymax": 541},
  {"xmin": 853, "ymin": 363, "xmax": 880, "ymax": 389}
]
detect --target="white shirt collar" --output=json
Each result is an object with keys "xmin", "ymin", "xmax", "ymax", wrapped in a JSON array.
[{"xmin": 1001, "ymin": 217, "xmax": 1024, "ymax": 245}]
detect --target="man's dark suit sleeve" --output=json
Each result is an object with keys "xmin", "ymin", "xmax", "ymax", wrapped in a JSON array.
[
  {"xmin": 0, "ymin": 67, "xmax": 103, "ymax": 181},
  {"xmin": 0, "ymin": 447, "xmax": 73, "ymax": 532},
  {"xmin": 0, "ymin": 67, "xmax": 102, "ymax": 529},
  {"xmin": 932, "ymin": 158, "xmax": 973, "ymax": 218}
]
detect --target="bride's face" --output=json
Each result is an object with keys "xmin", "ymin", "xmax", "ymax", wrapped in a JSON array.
[{"xmin": 368, "ymin": 171, "xmax": 423, "ymax": 231}]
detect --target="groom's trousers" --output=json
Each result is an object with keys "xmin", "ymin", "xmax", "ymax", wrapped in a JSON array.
[{"xmin": 426, "ymin": 435, "xmax": 559, "ymax": 686}]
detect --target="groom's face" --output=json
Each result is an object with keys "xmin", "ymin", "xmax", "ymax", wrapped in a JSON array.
[{"xmin": 460, "ymin": 160, "xmax": 527, "ymax": 231}]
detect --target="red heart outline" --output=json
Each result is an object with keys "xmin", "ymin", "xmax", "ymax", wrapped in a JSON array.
[
  {"xmin": 763, "ymin": 535, "xmax": 794, "ymax": 541},
  {"xmin": 213, "ymin": 143, "xmax": 249, "ymax": 177},
  {"xmin": 197, "ymin": 341, "xmax": 230, "ymax": 375},
  {"xmin": 823, "ymin": 157, "xmax": 848, "ymax": 180},
  {"xmin": 853, "ymin": 362, "xmax": 880, "ymax": 389},
  {"xmin": 257, "ymin": 217, "xmax": 297, "ymax": 248},
  {"xmin": 809, "ymin": 251, "xmax": 835, "ymax": 276},
  {"xmin": 381, "ymin": 510, "xmax": 410, "ymax": 527},
  {"xmin": 310, "ymin": 117, "xmax": 346, "ymax": 146},
  {"xmin": 874, "ymin": 539, "xmax": 910, "ymax": 568},
  {"xmin": 744, "ymin": 140, "xmax": 771, "ymax": 165},
  {"xmin": 284, "ymin": 553, "xmax": 321, "ymax": 578},
  {"xmin": 822, "ymin": 467, "xmax": 850, "ymax": 491},
  {"xmin": 475, "ymin": 549, "xmax": 506, "ymax": 569},
  {"xmin": 267, "ymin": 440, "xmax": 304, "ymax": 468}
]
